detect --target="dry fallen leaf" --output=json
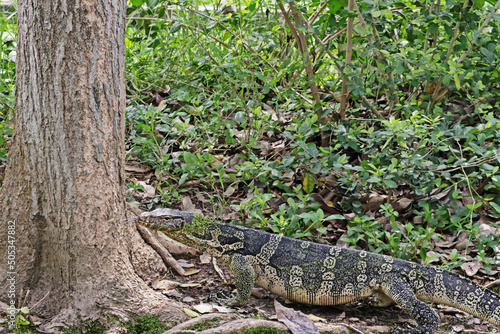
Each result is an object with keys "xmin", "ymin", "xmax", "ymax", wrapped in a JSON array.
[
  {"xmin": 27, "ymin": 315, "xmax": 43, "ymax": 326},
  {"xmin": 183, "ymin": 268, "xmax": 201, "ymax": 276},
  {"xmin": 274, "ymin": 299, "xmax": 320, "ymax": 334},
  {"xmin": 137, "ymin": 181, "xmax": 156, "ymax": 198},
  {"xmin": 164, "ymin": 289, "xmax": 183, "ymax": 298},
  {"xmin": 362, "ymin": 192, "xmax": 387, "ymax": 211},
  {"xmin": 177, "ymin": 259, "xmax": 195, "ymax": 268},
  {"xmin": 179, "ymin": 282, "xmax": 203, "ymax": 288},
  {"xmin": 125, "ymin": 165, "xmax": 151, "ymax": 173},
  {"xmin": 181, "ymin": 196, "xmax": 196, "ymax": 212},
  {"xmin": 152, "ymin": 279, "xmax": 181, "ymax": 290},
  {"xmin": 213, "ymin": 304, "xmax": 235, "ymax": 313},
  {"xmin": 451, "ymin": 324, "xmax": 465, "ymax": 332},
  {"xmin": 183, "ymin": 308, "xmax": 199, "ymax": 317},
  {"xmin": 307, "ymin": 314, "xmax": 326, "ymax": 322},
  {"xmin": 0, "ymin": 301, "xmax": 9, "ymax": 313},
  {"xmin": 182, "ymin": 297, "xmax": 196, "ymax": 303},
  {"xmin": 157, "ymin": 99, "xmax": 168, "ymax": 111},
  {"xmin": 192, "ymin": 303, "xmax": 215, "ymax": 314},
  {"xmin": 461, "ymin": 261, "xmax": 483, "ymax": 277},
  {"xmin": 478, "ymin": 223, "xmax": 500, "ymax": 236},
  {"xmin": 395, "ymin": 198, "xmax": 412, "ymax": 211},
  {"xmin": 429, "ymin": 189, "xmax": 450, "ymax": 200},
  {"xmin": 309, "ymin": 193, "xmax": 339, "ymax": 214},
  {"xmin": 223, "ymin": 184, "xmax": 238, "ymax": 197},
  {"xmin": 200, "ymin": 253, "xmax": 212, "ymax": 264}
]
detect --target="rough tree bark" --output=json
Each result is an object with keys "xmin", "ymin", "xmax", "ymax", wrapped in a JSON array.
[{"xmin": 0, "ymin": 0, "xmax": 185, "ymax": 328}]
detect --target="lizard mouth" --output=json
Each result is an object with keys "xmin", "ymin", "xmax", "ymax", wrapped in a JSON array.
[
  {"xmin": 152, "ymin": 215, "xmax": 186, "ymax": 229},
  {"xmin": 127, "ymin": 215, "xmax": 186, "ymax": 230}
]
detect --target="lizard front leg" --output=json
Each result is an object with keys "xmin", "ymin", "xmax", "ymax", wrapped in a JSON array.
[{"xmin": 216, "ymin": 253, "xmax": 256, "ymax": 306}]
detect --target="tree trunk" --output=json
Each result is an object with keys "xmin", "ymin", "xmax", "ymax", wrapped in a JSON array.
[{"xmin": 0, "ymin": 0, "xmax": 185, "ymax": 327}]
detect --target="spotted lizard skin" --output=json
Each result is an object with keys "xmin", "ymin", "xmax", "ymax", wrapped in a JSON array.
[{"xmin": 136, "ymin": 208, "xmax": 500, "ymax": 334}]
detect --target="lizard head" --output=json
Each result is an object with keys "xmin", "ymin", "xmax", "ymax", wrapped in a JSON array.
[
  {"xmin": 131, "ymin": 209, "xmax": 218, "ymax": 249},
  {"xmin": 134, "ymin": 214, "xmax": 186, "ymax": 231},
  {"xmin": 130, "ymin": 208, "xmax": 195, "ymax": 231}
]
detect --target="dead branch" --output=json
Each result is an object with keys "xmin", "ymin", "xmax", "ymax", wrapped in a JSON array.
[{"xmin": 136, "ymin": 224, "xmax": 186, "ymax": 276}]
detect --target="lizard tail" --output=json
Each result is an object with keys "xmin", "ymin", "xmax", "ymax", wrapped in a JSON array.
[{"xmin": 425, "ymin": 269, "xmax": 500, "ymax": 325}]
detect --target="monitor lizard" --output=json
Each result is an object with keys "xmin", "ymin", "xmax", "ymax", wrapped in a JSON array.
[{"xmin": 133, "ymin": 208, "xmax": 500, "ymax": 334}]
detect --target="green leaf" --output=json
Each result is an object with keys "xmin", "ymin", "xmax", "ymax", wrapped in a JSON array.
[
  {"xmin": 179, "ymin": 174, "xmax": 188, "ymax": 186},
  {"xmin": 444, "ymin": 25, "xmax": 453, "ymax": 37},
  {"xmin": 20, "ymin": 307, "xmax": 30, "ymax": 314},
  {"xmin": 454, "ymin": 73, "xmax": 461, "ymax": 90},
  {"xmin": 15, "ymin": 315, "xmax": 30, "ymax": 326},
  {"xmin": 270, "ymin": 168, "xmax": 281, "ymax": 177},
  {"xmin": 332, "ymin": 0, "xmax": 348, "ymax": 7},
  {"xmin": 316, "ymin": 227, "xmax": 328, "ymax": 233},
  {"xmin": 298, "ymin": 121, "xmax": 309, "ymax": 135},
  {"xmin": 396, "ymin": 136, "xmax": 408, "ymax": 149},
  {"xmin": 281, "ymin": 156, "xmax": 295, "ymax": 166},
  {"xmin": 271, "ymin": 25, "xmax": 281, "ymax": 32},
  {"xmin": 367, "ymin": 175, "xmax": 381, "ymax": 183},
  {"xmin": 170, "ymin": 22, "xmax": 182, "ymax": 34},
  {"xmin": 428, "ymin": 23, "xmax": 439, "ymax": 33},
  {"xmin": 383, "ymin": 179, "xmax": 398, "ymax": 188},
  {"xmin": 310, "ymin": 163, "xmax": 322, "ymax": 174},
  {"xmin": 146, "ymin": 0, "xmax": 158, "ymax": 8},
  {"xmin": 130, "ymin": 0, "xmax": 143, "ymax": 6},
  {"xmin": 420, "ymin": 247, "xmax": 429, "ymax": 261},
  {"xmin": 326, "ymin": 214, "xmax": 345, "ymax": 220},
  {"xmin": 490, "ymin": 202, "xmax": 500, "ymax": 215},
  {"xmin": 466, "ymin": 202, "xmax": 482, "ymax": 210},
  {"xmin": 306, "ymin": 144, "xmax": 319, "ymax": 157},
  {"xmin": 298, "ymin": 212, "xmax": 315, "ymax": 220},
  {"xmin": 317, "ymin": 209, "xmax": 324, "ymax": 220},
  {"xmin": 234, "ymin": 111, "xmax": 247, "ymax": 123},
  {"xmin": 183, "ymin": 152, "xmax": 197, "ymax": 165},
  {"xmin": 480, "ymin": 47, "xmax": 495, "ymax": 62},
  {"xmin": 303, "ymin": 174, "xmax": 315, "ymax": 194}
]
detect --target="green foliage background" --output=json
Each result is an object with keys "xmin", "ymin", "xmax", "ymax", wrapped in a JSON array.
[{"xmin": 1, "ymin": 0, "xmax": 499, "ymax": 270}]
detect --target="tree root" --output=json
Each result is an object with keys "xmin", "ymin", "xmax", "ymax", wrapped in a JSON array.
[
  {"xmin": 163, "ymin": 313, "xmax": 350, "ymax": 334},
  {"xmin": 163, "ymin": 313, "xmax": 237, "ymax": 334},
  {"xmin": 136, "ymin": 224, "xmax": 186, "ymax": 276},
  {"xmin": 34, "ymin": 282, "xmax": 187, "ymax": 334},
  {"xmin": 127, "ymin": 202, "xmax": 197, "ymax": 275},
  {"xmin": 156, "ymin": 232, "xmax": 198, "ymax": 256}
]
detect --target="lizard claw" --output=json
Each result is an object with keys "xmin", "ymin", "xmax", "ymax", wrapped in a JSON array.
[{"xmin": 211, "ymin": 292, "xmax": 241, "ymax": 307}]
